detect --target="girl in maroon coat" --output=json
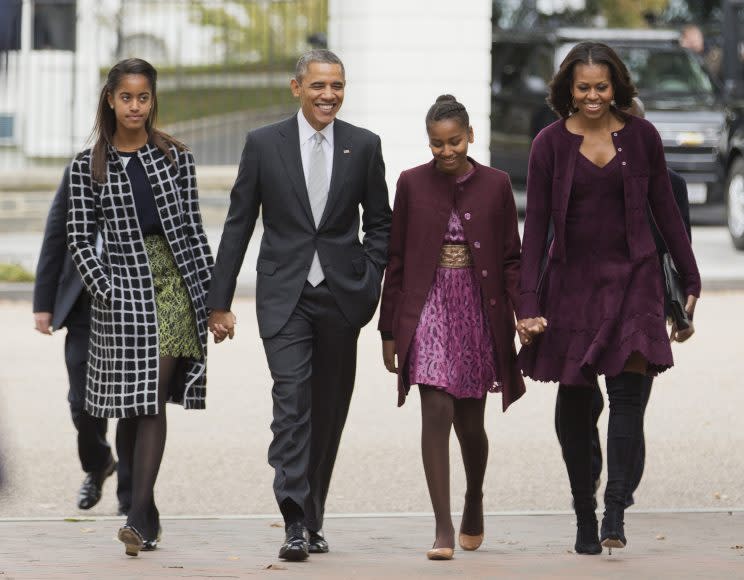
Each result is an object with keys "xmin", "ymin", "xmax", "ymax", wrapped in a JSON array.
[
  {"xmin": 518, "ymin": 42, "xmax": 701, "ymax": 555},
  {"xmin": 378, "ymin": 95, "xmax": 528, "ymax": 560}
]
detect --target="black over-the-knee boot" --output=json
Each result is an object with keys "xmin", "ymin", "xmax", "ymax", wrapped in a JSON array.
[
  {"xmin": 557, "ymin": 384, "xmax": 601, "ymax": 555},
  {"xmin": 602, "ymin": 371, "xmax": 645, "ymax": 551}
]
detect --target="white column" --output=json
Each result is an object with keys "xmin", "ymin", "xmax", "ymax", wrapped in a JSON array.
[{"xmin": 328, "ymin": 0, "xmax": 492, "ymax": 196}]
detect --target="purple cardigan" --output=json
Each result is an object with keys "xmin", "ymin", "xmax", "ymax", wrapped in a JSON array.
[{"xmin": 518, "ymin": 116, "xmax": 702, "ymax": 319}]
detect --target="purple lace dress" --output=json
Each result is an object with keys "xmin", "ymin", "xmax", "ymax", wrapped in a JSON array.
[{"xmin": 408, "ymin": 177, "xmax": 501, "ymax": 399}]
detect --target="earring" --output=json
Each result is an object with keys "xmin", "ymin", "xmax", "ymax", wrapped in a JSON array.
[
  {"xmin": 611, "ymin": 99, "xmax": 616, "ymax": 107},
  {"xmin": 110, "ymin": 105, "xmax": 114, "ymax": 110}
]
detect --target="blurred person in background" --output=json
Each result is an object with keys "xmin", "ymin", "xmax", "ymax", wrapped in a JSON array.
[
  {"xmin": 679, "ymin": 23, "xmax": 722, "ymax": 81},
  {"xmin": 34, "ymin": 166, "xmax": 132, "ymax": 515},
  {"xmin": 518, "ymin": 42, "xmax": 700, "ymax": 556},
  {"xmin": 67, "ymin": 58, "xmax": 213, "ymax": 557}
]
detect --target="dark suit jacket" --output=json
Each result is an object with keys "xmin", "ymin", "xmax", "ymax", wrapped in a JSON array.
[
  {"xmin": 33, "ymin": 165, "xmax": 86, "ymax": 330},
  {"xmin": 207, "ymin": 115, "xmax": 392, "ymax": 338},
  {"xmin": 378, "ymin": 159, "xmax": 525, "ymax": 411}
]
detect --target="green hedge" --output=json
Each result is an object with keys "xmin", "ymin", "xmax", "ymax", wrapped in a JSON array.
[
  {"xmin": 158, "ymin": 86, "xmax": 296, "ymax": 125},
  {"xmin": 0, "ymin": 263, "xmax": 34, "ymax": 282}
]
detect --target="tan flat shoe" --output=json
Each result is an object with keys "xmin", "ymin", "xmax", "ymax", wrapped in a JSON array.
[
  {"xmin": 426, "ymin": 547, "xmax": 454, "ymax": 560},
  {"xmin": 459, "ymin": 532, "xmax": 484, "ymax": 551}
]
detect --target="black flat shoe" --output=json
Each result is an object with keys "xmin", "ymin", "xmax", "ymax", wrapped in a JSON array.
[
  {"xmin": 600, "ymin": 509, "xmax": 627, "ymax": 554},
  {"xmin": 118, "ymin": 524, "xmax": 144, "ymax": 557},
  {"xmin": 575, "ymin": 519, "xmax": 602, "ymax": 555},
  {"xmin": 279, "ymin": 522, "xmax": 309, "ymax": 561},
  {"xmin": 308, "ymin": 529, "xmax": 329, "ymax": 554},
  {"xmin": 78, "ymin": 456, "xmax": 117, "ymax": 510}
]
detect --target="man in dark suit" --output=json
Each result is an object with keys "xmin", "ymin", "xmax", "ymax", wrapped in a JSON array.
[
  {"xmin": 208, "ymin": 49, "xmax": 391, "ymax": 561},
  {"xmin": 33, "ymin": 166, "xmax": 131, "ymax": 513}
]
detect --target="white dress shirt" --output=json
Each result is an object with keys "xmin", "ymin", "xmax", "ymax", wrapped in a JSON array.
[{"xmin": 297, "ymin": 110, "xmax": 334, "ymax": 188}]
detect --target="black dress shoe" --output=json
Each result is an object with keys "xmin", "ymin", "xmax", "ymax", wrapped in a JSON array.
[
  {"xmin": 77, "ymin": 457, "xmax": 117, "ymax": 510},
  {"xmin": 279, "ymin": 522, "xmax": 309, "ymax": 561},
  {"xmin": 308, "ymin": 529, "xmax": 329, "ymax": 554}
]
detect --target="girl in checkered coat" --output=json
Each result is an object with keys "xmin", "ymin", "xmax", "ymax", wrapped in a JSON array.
[{"xmin": 67, "ymin": 59, "xmax": 213, "ymax": 556}]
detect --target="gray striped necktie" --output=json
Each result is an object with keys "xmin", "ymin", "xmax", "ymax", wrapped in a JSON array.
[{"xmin": 306, "ymin": 131, "xmax": 328, "ymax": 286}]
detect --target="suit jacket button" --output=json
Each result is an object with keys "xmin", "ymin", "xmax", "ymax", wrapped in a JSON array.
[
  {"xmin": 473, "ymin": 241, "xmax": 481, "ymax": 249},
  {"xmin": 464, "ymin": 212, "xmax": 471, "ymax": 220}
]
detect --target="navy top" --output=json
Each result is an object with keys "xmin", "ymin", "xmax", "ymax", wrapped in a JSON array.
[{"xmin": 119, "ymin": 150, "xmax": 162, "ymax": 235}]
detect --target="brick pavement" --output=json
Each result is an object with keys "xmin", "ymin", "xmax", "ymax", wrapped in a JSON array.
[{"xmin": 1, "ymin": 512, "xmax": 742, "ymax": 579}]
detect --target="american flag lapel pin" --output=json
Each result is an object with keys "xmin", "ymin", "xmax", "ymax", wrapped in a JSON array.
[{"xmin": 343, "ymin": 148, "xmax": 350, "ymax": 154}]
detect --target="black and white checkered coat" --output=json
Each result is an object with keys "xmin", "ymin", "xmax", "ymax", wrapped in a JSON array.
[{"xmin": 67, "ymin": 143, "xmax": 213, "ymax": 418}]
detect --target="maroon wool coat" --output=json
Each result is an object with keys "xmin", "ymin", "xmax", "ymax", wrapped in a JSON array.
[{"xmin": 378, "ymin": 158, "xmax": 526, "ymax": 411}]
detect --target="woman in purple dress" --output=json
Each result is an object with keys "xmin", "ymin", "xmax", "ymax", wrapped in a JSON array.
[
  {"xmin": 518, "ymin": 42, "xmax": 701, "ymax": 555},
  {"xmin": 378, "ymin": 95, "xmax": 528, "ymax": 560}
]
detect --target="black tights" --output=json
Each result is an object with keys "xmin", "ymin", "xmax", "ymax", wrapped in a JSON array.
[
  {"xmin": 117, "ymin": 356, "xmax": 177, "ymax": 539},
  {"xmin": 557, "ymin": 372, "xmax": 645, "ymax": 522},
  {"xmin": 419, "ymin": 385, "xmax": 488, "ymax": 549}
]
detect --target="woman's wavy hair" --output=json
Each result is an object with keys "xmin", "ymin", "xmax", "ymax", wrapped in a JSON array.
[
  {"xmin": 548, "ymin": 41, "xmax": 637, "ymax": 119},
  {"xmin": 90, "ymin": 58, "xmax": 185, "ymax": 183}
]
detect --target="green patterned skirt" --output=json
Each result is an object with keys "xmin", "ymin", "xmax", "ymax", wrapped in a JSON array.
[{"xmin": 144, "ymin": 235, "xmax": 201, "ymax": 359}]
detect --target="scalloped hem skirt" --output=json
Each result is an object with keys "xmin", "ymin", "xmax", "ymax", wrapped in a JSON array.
[{"xmin": 518, "ymin": 252, "xmax": 672, "ymax": 386}]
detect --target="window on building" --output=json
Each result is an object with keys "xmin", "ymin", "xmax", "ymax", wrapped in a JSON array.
[{"xmin": 33, "ymin": 0, "xmax": 76, "ymax": 51}]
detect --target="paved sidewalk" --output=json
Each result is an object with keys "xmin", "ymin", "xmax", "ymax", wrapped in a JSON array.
[{"xmin": 1, "ymin": 512, "xmax": 742, "ymax": 579}]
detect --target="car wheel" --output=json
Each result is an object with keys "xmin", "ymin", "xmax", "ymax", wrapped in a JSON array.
[{"xmin": 726, "ymin": 157, "xmax": 744, "ymax": 251}]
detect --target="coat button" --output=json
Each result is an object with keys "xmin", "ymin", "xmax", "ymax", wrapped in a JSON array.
[
  {"xmin": 481, "ymin": 269, "xmax": 488, "ymax": 277},
  {"xmin": 473, "ymin": 241, "xmax": 481, "ymax": 249},
  {"xmin": 464, "ymin": 212, "xmax": 471, "ymax": 220},
  {"xmin": 621, "ymin": 161, "xmax": 627, "ymax": 166},
  {"xmin": 617, "ymin": 147, "xmax": 622, "ymax": 152},
  {"xmin": 489, "ymin": 298, "xmax": 496, "ymax": 306},
  {"xmin": 613, "ymin": 132, "xmax": 618, "ymax": 137}
]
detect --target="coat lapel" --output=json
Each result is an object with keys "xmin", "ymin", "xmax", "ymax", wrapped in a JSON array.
[
  {"xmin": 318, "ymin": 121, "xmax": 351, "ymax": 230},
  {"xmin": 277, "ymin": 117, "xmax": 315, "ymax": 226}
]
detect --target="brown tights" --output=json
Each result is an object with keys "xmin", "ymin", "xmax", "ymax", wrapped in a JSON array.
[
  {"xmin": 117, "ymin": 356, "xmax": 177, "ymax": 540},
  {"xmin": 419, "ymin": 385, "xmax": 488, "ymax": 549}
]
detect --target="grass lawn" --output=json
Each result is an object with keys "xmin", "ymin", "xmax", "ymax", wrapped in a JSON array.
[
  {"xmin": 158, "ymin": 86, "xmax": 297, "ymax": 125},
  {"xmin": 0, "ymin": 263, "xmax": 34, "ymax": 282}
]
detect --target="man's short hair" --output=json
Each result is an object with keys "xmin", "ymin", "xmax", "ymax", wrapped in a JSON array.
[{"xmin": 294, "ymin": 49, "xmax": 345, "ymax": 84}]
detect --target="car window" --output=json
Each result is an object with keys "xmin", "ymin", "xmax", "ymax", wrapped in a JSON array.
[
  {"xmin": 614, "ymin": 47, "xmax": 714, "ymax": 94},
  {"xmin": 556, "ymin": 43, "xmax": 713, "ymax": 95}
]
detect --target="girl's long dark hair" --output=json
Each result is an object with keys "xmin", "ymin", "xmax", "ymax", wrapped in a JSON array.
[{"xmin": 90, "ymin": 58, "xmax": 185, "ymax": 184}]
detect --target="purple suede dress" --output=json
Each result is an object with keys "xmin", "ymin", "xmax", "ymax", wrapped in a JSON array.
[
  {"xmin": 408, "ymin": 172, "xmax": 502, "ymax": 399},
  {"xmin": 519, "ymin": 154, "xmax": 672, "ymax": 385}
]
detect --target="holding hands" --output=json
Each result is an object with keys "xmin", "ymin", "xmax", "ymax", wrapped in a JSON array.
[
  {"xmin": 516, "ymin": 317, "xmax": 548, "ymax": 346},
  {"xmin": 208, "ymin": 309, "xmax": 237, "ymax": 343}
]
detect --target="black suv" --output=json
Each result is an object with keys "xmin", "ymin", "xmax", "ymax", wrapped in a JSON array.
[{"xmin": 491, "ymin": 27, "xmax": 744, "ymax": 248}]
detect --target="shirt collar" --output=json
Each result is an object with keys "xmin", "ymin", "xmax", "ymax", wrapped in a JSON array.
[{"xmin": 297, "ymin": 110, "xmax": 334, "ymax": 148}]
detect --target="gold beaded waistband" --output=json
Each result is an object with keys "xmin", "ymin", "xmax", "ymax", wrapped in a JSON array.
[{"xmin": 438, "ymin": 243, "xmax": 473, "ymax": 268}]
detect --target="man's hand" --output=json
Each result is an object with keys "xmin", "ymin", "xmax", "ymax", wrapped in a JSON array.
[
  {"xmin": 516, "ymin": 317, "xmax": 548, "ymax": 346},
  {"xmin": 382, "ymin": 339, "xmax": 398, "ymax": 374},
  {"xmin": 208, "ymin": 309, "xmax": 236, "ymax": 343},
  {"xmin": 34, "ymin": 312, "xmax": 53, "ymax": 335}
]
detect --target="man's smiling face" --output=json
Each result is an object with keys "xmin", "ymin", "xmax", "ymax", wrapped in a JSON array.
[{"xmin": 291, "ymin": 62, "xmax": 345, "ymax": 131}]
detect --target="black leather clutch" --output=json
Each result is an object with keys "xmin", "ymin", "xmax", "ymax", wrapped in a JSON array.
[{"xmin": 662, "ymin": 252, "xmax": 690, "ymax": 331}]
